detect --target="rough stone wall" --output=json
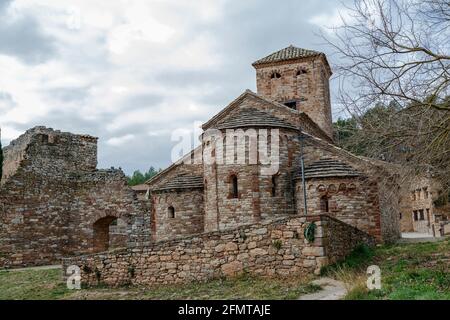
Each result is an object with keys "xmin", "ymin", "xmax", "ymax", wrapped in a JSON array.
[
  {"xmin": 299, "ymin": 135, "xmax": 401, "ymax": 243},
  {"xmin": 295, "ymin": 176, "xmax": 382, "ymax": 241},
  {"xmin": 0, "ymin": 127, "xmax": 148, "ymax": 268},
  {"xmin": 203, "ymin": 128, "xmax": 302, "ymax": 232},
  {"xmin": 1, "ymin": 127, "xmax": 97, "ymax": 182},
  {"xmin": 151, "ymin": 189, "xmax": 204, "ymax": 241},
  {"xmin": 62, "ymin": 215, "xmax": 374, "ymax": 287},
  {"xmin": 398, "ymin": 175, "xmax": 449, "ymax": 236},
  {"xmin": 311, "ymin": 215, "xmax": 376, "ymax": 264},
  {"xmin": 68, "ymin": 170, "xmax": 149, "ymax": 251},
  {"xmin": 254, "ymin": 56, "xmax": 333, "ymax": 139}
]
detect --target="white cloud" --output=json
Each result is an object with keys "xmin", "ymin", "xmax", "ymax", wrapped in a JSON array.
[
  {"xmin": 0, "ymin": 125, "xmax": 23, "ymax": 143},
  {"xmin": 308, "ymin": 7, "xmax": 353, "ymax": 33},
  {"xmin": 106, "ymin": 134, "xmax": 135, "ymax": 146},
  {"xmin": 0, "ymin": 0, "xmax": 343, "ymax": 173}
]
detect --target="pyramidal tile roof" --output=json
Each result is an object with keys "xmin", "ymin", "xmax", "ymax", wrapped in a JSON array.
[
  {"xmin": 152, "ymin": 175, "xmax": 204, "ymax": 192},
  {"xmin": 294, "ymin": 158, "xmax": 361, "ymax": 179},
  {"xmin": 252, "ymin": 45, "xmax": 323, "ymax": 66},
  {"xmin": 215, "ymin": 108, "xmax": 298, "ymax": 130}
]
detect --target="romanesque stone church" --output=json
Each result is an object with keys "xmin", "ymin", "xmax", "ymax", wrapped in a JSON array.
[
  {"xmin": 146, "ymin": 45, "xmax": 401, "ymax": 244},
  {"xmin": 0, "ymin": 45, "xmax": 404, "ymax": 272}
]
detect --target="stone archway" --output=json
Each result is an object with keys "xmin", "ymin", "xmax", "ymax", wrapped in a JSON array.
[{"xmin": 93, "ymin": 216, "xmax": 118, "ymax": 252}]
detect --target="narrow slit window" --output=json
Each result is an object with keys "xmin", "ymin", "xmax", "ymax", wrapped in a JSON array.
[
  {"xmin": 230, "ymin": 175, "xmax": 238, "ymax": 198},
  {"xmin": 271, "ymin": 175, "xmax": 277, "ymax": 197},
  {"xmin": 168, "ymin": 206, "xmax": 175, "ymax": 218},
  {"xmin": 320, "ymin": 195, "xmax": 329, "ymax": 213}
]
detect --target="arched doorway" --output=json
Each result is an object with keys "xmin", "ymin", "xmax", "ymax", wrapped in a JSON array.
[{"xmin": 93, "ymin": 216, "xmax": 118, "ymax": 252}]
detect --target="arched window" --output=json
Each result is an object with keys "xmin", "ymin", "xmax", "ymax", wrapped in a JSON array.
[
  {"xmin": 296, "ymin": 69, "xmax": 308, "ymax": 76},
  {"xmin": 230, "ymin": 174, "xmax": 239, "ymax": 198},
  {"xmin": 320, "ymin": 195, "xmax": 329, "ymax": 213},
  {"xmin": 270, "ymin": 72, "xmax": 281, "ymax": 79},
  {"xmin": 271, "ymin": 175, "xmax": 277, "ymax": 197},
  {"xmin": 168, "ymin": 206, "xmax": 175, "ymax": 218}
]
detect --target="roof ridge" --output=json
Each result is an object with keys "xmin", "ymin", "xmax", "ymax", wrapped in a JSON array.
[
  {"xmin": 252, "ymin": 45, "xmax": 323, "ymax": 66},
  {"xmin": 201, "ymin": 90, "xmax": 300, "ymax": 131}
]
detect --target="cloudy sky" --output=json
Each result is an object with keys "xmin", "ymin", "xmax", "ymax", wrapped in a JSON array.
[{"xmin": 0, "ymin": 0, "xmax": 350, "ymax": 174}]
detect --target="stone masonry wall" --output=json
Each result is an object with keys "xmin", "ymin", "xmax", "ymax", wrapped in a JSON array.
[
  {"xmin": 300, "ymin": 135, "xmax": 401, "ymax": 243},
  {"xmin": 295, "ymin": 176, "xmax": 382, "ymax": 242},
  {"xmin": 203, "ymin": 128, "xmax": 302, "ymax": 232},
  {"xmin": 0, "ymin": 127, "xmax": 148, "ymax": 268},
  {"xmin": 254, "ymin": 56, "xmax": 333, "ymax": 139},
  {"xmin": 62, "ymin": 214, "xmax": 374, "ymax": 287},
  {"xmin": 151, "ymin": 189, "xmax": 204, "ymax": 241}
]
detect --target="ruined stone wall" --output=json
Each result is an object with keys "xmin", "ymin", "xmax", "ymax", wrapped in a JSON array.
[
  {"xmin": 295, "ymin": 176, "xmax": 382, "ymax": 242},
  {"xmin": 151, "ymin": 189, "xmax": 204, "ymax": 241},
  {"xmin": 0, "ymin": 127, "xmax": 148, "ymax": 268},
  {"xmin": 0, "ymin": 164, "xmax": 74, "ymax": 267},
  {"xmin": 254, "ymin": 56, "xmax": 333, "ymax": 139},
  {"xmin": 1, "ymin": 127, "xmax": 97, "ymax": 183},
  {"xmin": 62, "ymin": 215, "xmax": 374, "ymax": 287},
  {"xmin": 68, "ymin": 169, "xmax": 149, "ymax": 252}
]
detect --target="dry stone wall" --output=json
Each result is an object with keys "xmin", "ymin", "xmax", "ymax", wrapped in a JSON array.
[{"xmin": 62, "ymin": 214, "xmax": 374, "ymax": 287}]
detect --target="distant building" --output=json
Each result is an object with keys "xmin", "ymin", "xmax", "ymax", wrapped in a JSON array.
[{"xmin": 131, "ymin": 184, "xmax": 150, "ymax": 200}]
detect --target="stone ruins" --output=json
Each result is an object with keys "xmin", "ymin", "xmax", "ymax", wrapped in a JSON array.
[
  {"xmin": 1, "ymin": 45, "xmax": 448, "ymax": 285},
  {"xmin": 0, "ymin": 127, "xmax": 148, "ymax": 268}
]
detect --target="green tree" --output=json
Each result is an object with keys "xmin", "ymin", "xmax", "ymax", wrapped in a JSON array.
[{"xmin": 127, "ymin": 167, "xmax": 160, "ymax": 186}]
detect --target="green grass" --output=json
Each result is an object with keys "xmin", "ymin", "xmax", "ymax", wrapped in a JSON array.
[
  {"xmin": 0, "ymin": 269, "xmax": 319, "ymax": 300},
  {"xmin": 2, "ymin": 239, "xmax": 449, "ymax": 300},
  {"xmin": 323, "ymin": 238, "xmax": 450, "ymax": 300},
  {"xmin": 0, "ymin": 268, "xmax": 71, "ymax": 300}
]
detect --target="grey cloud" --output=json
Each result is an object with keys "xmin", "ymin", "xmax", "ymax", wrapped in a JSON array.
[
  {"xmin": 98, "ymin": 133, "xmax": 173, "ymax": 175},
  {"xmin": 3, "ymin": 0, "xmax": 348, "ymax": 174},
  {"xmin": 0, "ymin": 0, "xmax": 12, "ymax": 13},
  {"xmin": 0, "ymin": 0, "xmax": 56, "ymax": 64},
  {"xmin": 120, "ymin": 93, "xmax": 164, "ymax": 111},
  {"xmin": 46, "ymin": 86, "xmax": 90, "ymax": 103}
]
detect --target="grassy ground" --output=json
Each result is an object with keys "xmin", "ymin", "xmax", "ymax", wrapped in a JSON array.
[
  {"xmin": 322, "ymin": 238, "xmax": 450, "ymax": 300},
  {"xmin": 0, "ymin": 269, "xmax": 319, "ymax": 300},
  {"xmin": 1, "ymin": 238, "xmax": 449, "ymax": 300}
]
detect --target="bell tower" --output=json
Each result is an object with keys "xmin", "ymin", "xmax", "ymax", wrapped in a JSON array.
[{"xmin": 252, "ymin": 45, "xmax": 333, "ymax": 139}]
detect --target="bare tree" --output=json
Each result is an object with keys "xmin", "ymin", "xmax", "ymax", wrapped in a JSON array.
[{"xmin": 324, "ymin": 0, "xmax": 450, "ymax": 189}]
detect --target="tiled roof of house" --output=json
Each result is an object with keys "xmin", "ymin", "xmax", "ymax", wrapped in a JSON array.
[
  {"xmin": 215, "ymin": 108, "xmax": 298, "ymax": 130},
  {"xmin": 152, "ymin": 175, "xmax": 204, "ymax": 192},
  {"xmin": 294, "ymin": 158, "xmax": 361, "ymax": 179},
  {"xmin": 252, "ymin": 45, "xmax": 323, "ymax": 66},
  {"xmin": 131, "ymin": 184, "xmax": 149, "ymax": 192}
]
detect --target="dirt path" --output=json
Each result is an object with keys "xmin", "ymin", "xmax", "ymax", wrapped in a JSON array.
[{"xmin": 298, "ymin": 277, "xmax": 347, "ymax": 300}]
